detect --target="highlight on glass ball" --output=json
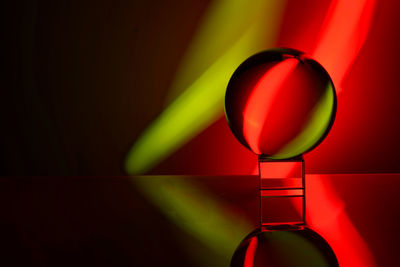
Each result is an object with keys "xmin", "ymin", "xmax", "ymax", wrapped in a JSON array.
[{"xmin": 225, "ymin": 48, "xmax": 336, "ymax": 159}]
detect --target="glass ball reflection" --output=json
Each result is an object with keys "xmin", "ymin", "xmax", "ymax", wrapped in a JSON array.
[
  {"xmin": 231, "ymin": 227, "xmax": 338, "ymax": 267},
  {"xmin": 225, "ymin": 48, "xmax": 336, "ymax": 159}
]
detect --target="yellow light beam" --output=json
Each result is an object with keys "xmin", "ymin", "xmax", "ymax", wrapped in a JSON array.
[
  {"xmin": 133, "ymin": 176, "xmax": 253, "ymax": 264},
  {"xmin": 125, "ymin": 0, "xmax": 286, "ymax": 174},
  {"xmin": 165, "ymin": 0, "xmax": 279, "ymax": 102}
]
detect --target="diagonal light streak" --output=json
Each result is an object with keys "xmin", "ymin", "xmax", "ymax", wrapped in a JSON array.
[
  {"xmin": 133, "ymin": 176, "xmax": 252, "ymax": 264},
  {"xmin": 165, "ymin": 0, "xmax": 283, "ymax": 103},
  {"xmin": 126, "ymin": 0, "xmax": 286, "ymax": 262},
  {"xmin": 125, "ymin": 0, "xmax": 286, "ymax": 174},
  {"xmin": 243, "ymin": 59, "xmax": 298, "ymax": 154},
  {"xmin": 312, "ymin": 0, "xmax": 376, "ymax": 91},
  {"xmin": 125, "ymin": 27, "xmax": 258, "ymax": 174},
  {"xmin": 128, "ymin": 0, "xmax": 377, "ymax": 265}
]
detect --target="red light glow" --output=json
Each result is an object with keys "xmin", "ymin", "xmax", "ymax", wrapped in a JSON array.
[
  {"xmin": 312, "ymin": 0, "xmax": 376, "ymax": 90},
  {"xmin": 244, "ymin": 237, "xmax": 258, "ymax": 267},
  {"xmin": 307, "ymin": 175, "xmax": 376, "ymax": 267},
  {"xmin": 243, "ymin": 58, "xmax": 298, "ymax": 154}
]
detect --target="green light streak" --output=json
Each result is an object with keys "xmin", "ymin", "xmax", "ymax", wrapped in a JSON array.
[
  {"xmin": 165, "ymin": 0, "xmax": 278, "ymax": 102},
  {"xmin": 133, "ymin": 177, "xmax": 251, "ymax": 263},
  {"xmin": 275, "ymin": 84, "xmax": 335, "ymax": 159},
  {"xmin": 126, "ymin": 0, "xmax": 286, "ymax": 263},
  {"xmin": 125, "ymin": 0, "xmax": 286, "ymax": 174},
  {"xmin": 126, "ymin": 26, "xmax": 259, "ymax": 174}
]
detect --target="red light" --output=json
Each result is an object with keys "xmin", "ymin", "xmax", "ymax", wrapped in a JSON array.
[
  {"xmin": 244, "ymin": 237, "xmax": 258, "ymax": 267},
  {"xmin": 243, "ymin": 58, "xmax": 298, "ymax": 154},
  {"xmin": 225, "ymin": 49, "xmax": 336, "ymax": 159}
]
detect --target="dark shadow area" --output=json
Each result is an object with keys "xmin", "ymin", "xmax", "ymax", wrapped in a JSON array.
[{"xmin": 0, "ymin": 177, "xmax": 201, "ymax": 266}]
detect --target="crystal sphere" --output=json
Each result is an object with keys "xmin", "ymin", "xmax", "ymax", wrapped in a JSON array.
[
  {"xmin": 225, "ymin": 48, "xmax": 336, "ymax": 159},
  {"xmin": 231, "ymin": 227, "xmax": 338, "ymax": 267}
]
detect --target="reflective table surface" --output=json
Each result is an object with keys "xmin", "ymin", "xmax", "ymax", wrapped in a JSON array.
[{"xmin": 0, "ymin": 174, "xmax": 399, "ymax": 266}]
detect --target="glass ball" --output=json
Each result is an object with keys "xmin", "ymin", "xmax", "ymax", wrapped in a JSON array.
[
  {"xmin": 225, "ymin": 48, "xmax": 336, "ymax": 159},
  {"xmin": 231, "ymin": 227, "xmax": 338, "ymax": 267}
]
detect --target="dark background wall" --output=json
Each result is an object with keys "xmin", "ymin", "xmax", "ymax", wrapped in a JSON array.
[
  {"xmin": 3, "ymin": 0, "xmax": 400, "ymax": 175},
  {"xmin": 3, "ymin": 0, "xmax": 210, "ymax": 175}
]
